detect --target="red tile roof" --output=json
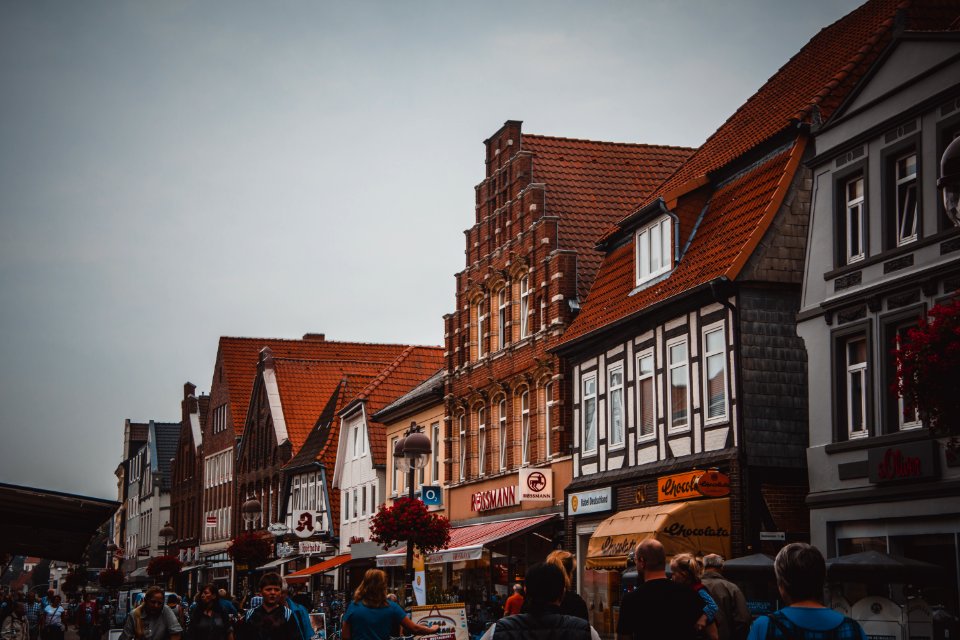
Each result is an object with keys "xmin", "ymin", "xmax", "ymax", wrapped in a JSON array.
[
  {"xmin": 521, "ymin": 135, "xmax": 694, "ymax": 299},
  {"xmin": 215, "ymin": 336, "xmax": 420, "ymax": 437},
  {"xmin": 562, "ymin": 0, "xmax": 958, "ymax": 346}
]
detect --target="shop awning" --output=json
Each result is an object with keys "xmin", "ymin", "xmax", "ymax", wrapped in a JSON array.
[
  {"xmin": 257, "ymin": 556, "xmax": 300, "ymax": 571},
  {"xmin": 128, "ymin": 567, "xmax": 149, "ymax": 579},
  {"xmin": 377, "ymin": 513, "xmax": 559, "ymax": 567},
  {"xmin": 285, "ymin": 554, "xmax": 351, "ymax": 583},
  {"xmin": 586, "ymin": 498, "xmax": 731, "ymax": 570}
]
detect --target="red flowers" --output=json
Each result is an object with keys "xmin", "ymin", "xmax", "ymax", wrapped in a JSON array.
[
  {"xmin": 894, "ymin": 296, "xmax": 960, "ymax": 436},
  {"xmin": 227, "ymin": 532, "xmax": 273, "ymax": 567},
  {"xmin": 98, "ymin": 567, "xmax": 125, "ymax": 588},
  {"xmin": 146, "ymin": 555, "xmax": 183, "ymax": 579},
  {"xmin": 370, "ymin": 497, "xmax": 450, "ymax": 555}
]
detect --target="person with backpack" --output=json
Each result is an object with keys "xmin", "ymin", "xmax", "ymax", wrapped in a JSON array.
[
  {"xmin": 747, "ymin": 543, "xmax": 867, "ymax": 640},
  {"xmin": 186, "ymin": 585, "xmax": 233, "ymax": 640},
  {"xmin": 235, "ymin": 574, "xmax": 300, "ymax": 640},
  {"xmin": 1, "ymin": 603, "xmax": 29, "ymax": 640}
]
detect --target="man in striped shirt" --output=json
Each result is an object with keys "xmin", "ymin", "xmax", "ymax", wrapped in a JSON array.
[{"xmin": 22, "ymin": 594, "xmax": 41, "ymax": 640}]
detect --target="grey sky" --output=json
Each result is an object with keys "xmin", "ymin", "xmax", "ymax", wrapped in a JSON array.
[{"xmin": 0, "ymin": 0, "xmax": 863, "ymax": 499}]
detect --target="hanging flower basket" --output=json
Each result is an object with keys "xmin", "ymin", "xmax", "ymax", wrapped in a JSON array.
[
  {"xmin": 370, "ymin": 497, "xmax": 450, "ymax": 555},
  {"xmin": 147, "ymin": 555, "xmax": 183, "ymax": 579},
  {"xmin": 61, "ymin": 571, "xmax": 85, "ymax": 593},
  {"xmin": 894, "ymin": 296, "xmax": 960, "ymax": 438},
  {"xmin": 98, "ymin": 567, "xmax": 125, "ymax": 589},
  {"xmin": 227, "ymin": 532, "xmax": 272, "ymax": 568}
]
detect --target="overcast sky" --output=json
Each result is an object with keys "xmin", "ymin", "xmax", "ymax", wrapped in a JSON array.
[{"xmin": 0, "ymin": 0, "xmax": 864, "ymax": 500}]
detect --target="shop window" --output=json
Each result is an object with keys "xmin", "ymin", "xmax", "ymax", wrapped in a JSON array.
[
  {"xmin": 520, "ymin": 390, "xmax": 530, "ymax": 464},
  {"xmin": 668, "ymin": 338, "xmax": 690, "ymax": 433},
  {"xmin": 478, "ymin": 407, "xmax": 487, "ymax": 476},
  {"xmin": 703, "ymin": 324, "xmax": 728, "ymax": 422},
  {"xmin": 582, "ymin": 373, "xmax": 598, "ymax": 454},
  {"xmin": 636, "ymin": 350, "xmax": 656, "ymax": 440},
  {"xmin": 498, "ymin": 399, "xmax": 508, "ymax": 471},
  {"xmin": 635, "ymin": 215, "xmax": 672, "ymax": 285},
  {"xmin": 608, "ymin": 363, "xmax": 624, "ymax": 449}
]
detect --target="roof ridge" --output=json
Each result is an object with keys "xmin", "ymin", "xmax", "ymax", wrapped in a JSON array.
[
  {"xmin": 356, "ymin": 346, "xmax": 418, "ymax": 400},
  {"xmin": 272, "ymin": 357, "xmax": 397, "ymax": 366},
  {"xmin": 523, "ymin": 132, "xmax": 694, "ymax": 151},
  {"xmin": 219, "ymin": 335, "xmax": 437, "ymax": 348}
]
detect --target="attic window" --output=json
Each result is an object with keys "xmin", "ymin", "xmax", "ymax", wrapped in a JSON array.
[{"xmin": 635, "ymin": 215, "xmax": 672, "ymax": 286}]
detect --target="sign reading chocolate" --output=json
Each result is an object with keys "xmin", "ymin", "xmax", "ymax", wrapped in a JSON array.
[
  {"xmin": 470, "ymin": 484, "xmax": 518, "ymax": 512},
  {"xmin": 867, "ymin": 441, "xmax": 938, "ymax": 484},
  {"xmin": 657, "ymin": 469, "xmax": 730, "ymax": 503}
]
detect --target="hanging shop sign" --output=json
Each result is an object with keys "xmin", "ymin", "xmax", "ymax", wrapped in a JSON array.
[
  {"xmin": 867, "ymin": 441, "xmax": 938, "ymax": 484},
  {"xmin": 205, "ymin": 516, "xmax": 217, "ymax": 527},
  {"xmin": 470, "ymin": 484, "xmax": 518, "ymax": 512},
  {"xmin": 519, "ymin": 468, "xmax": 553, "ymax": 502},
  {"xmin": 292, "ymin": 510, "xmax": 324, "ymax": 538},
  {"xmin": 276, "ymin": 542, "xmax": 296, "ymax": 558},
  {"xmin": 267, "ymin": 523, "xmax": 290, "ymax": 536},
  {"xmin": 657, "ymin": 469, "xmax": 730, "ymax": 503},
  {"xmin": 568, "ymin": 487, "xmax": 613, "ymax": 516},
  {"xmin": 298, "ymin": 541, "xmax": 329, "ymax": 555}
]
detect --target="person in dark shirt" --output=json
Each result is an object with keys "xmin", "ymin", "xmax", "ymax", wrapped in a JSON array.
[
  {"xmin": 187, "ymin": 584, "xmax": 233, "ymax": 640},
  {"xmin": 236, "ymin": 574, "xmax": 301, "ymax": 640},
  {"xmin": 616, "ymin": 539, "xmax": 703, "ymax": 640},
  {"xmin": 545, "ymin": 550, "xmax": 589, "ymax": 622}
]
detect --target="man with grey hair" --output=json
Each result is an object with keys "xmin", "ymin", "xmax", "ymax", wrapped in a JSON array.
[{"xmin": 702, "ymin": 554, "xmax": 751, "ymax": 640}]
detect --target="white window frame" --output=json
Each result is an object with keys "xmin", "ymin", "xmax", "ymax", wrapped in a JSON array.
[
  {"xmin": 667, "ymin": 337, "xmax": 690, "ymax": 433},
  {"xmin": 845, "ymin": 175, "xmax": 865, "ymax": 264},
  {"xmin": 635, "ymin": 215, "xmax": 672, "ymax": 285},
  {"xmin": 498, "ymin": 399, "xmax": 508, "ymax": 471},
  {"xmin": 431, "ymin": 422, "xmax": 441, "ymax": 484},
  {"xmin": 895, "ymin": 151, "xmax": 918, "ymax": 247},
  {"xmin": 477, "ymin": 299, "xmax": 488, "ymax": 359},
  {"xmin": 458, "ymin": 414, "xmax": 466, "ymax": 481},
  {"xmin": 702, "ymin": 323, "xmax": 728, "ymax": 424},
  {"xmin": 519, "ymin": 275, "xmax": 530, "ymax": 338},
  {"xmin": 391, "ymin": 436, "xmax": 400, "ymax": 496},
  {"xmin": 582, "ymin": 373, "xmax": 598, "ymax": 454},
  {"xmin": 608, "ymin": 363, "xmax": 625, "ymax": 449},
  {"xmin": 636, "ymin": 349, "xmax": 656, "ymax": 442},
  {"xmin": 893, "ymin": 325, "xmax": 922, "ymax": 431},
  {"xmin": 478, "ymin": 406, "xmax": 487, "ymax": 477},
  {"xmin": 520, "ymin": 390, "xmax": 531, "ymax": 465},
  {"xmin": 361, "ymin": 485, "xmax": 367, "ymax": 517},
  {"xmin": 846, "ymin": 336, "xmax": 869, "ymax": 439},
  {"xmin": 497, "ymin": 287, "xmax": 508, "ymax": 351},
  {"xmin": 544, "ymin": 382, "xmax": 554, "ymax": 459}
]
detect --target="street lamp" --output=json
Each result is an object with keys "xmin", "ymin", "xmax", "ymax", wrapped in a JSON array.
[
  {"xmin": 159, "ymin": 522, "xmax": 175, "ymax": 555},
  {"xmin": 242, "ymin": 495, "xmax": 263, "ymax": 530},
  {"xmin": 939, "ymin": 135, "xmax": 960, "ymax": 227},
  {"xmin": 106, "ymin": 542, "xmax": 118, "ymax": 569},
  {"xmin": 395, "ymin": 421, "xmax": 432, "ymax": 606}
]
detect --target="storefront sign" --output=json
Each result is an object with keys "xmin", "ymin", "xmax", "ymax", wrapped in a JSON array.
[
  {"xmin": 470, "ymin": 484, "xmax": 517, "ymax": 512},
  {"xmin": 421, "ymin": 485, "xmax": 443, "ymax": 506},
  {"xmin": 568, "ymin": 487, "xmax": 613, "ymax": 515},
  {"xmin": 267, "ymin": 523, "xmax": 290, "ymax": 536},
  {"xmin": 298, "ymin": 541, "xmax": 329, "ymax": 555},
  {"xmin": 293, "ymin": 510, "xmax": 324, "ymax": 538},
  {"xmin": 276, "ymin": 542, "xmax": 296, "ymax": 558},
  {"xmin": 206, "ymin": 515, "xmax": 217, "ymax": 527},
  {"xmin": 410, "ymin": 603, "xmax": 468, "ymax": 640},
  {"xmin": 867, "ymin": 441, "xmax": 938, "ymax": 484},
  {"xmin": 519, "ymin": 468, "xmax": 553, "ymax": 502},
  {"xmin": 657, "ymin": 469, "xmax": 730, "ymax": 503}
]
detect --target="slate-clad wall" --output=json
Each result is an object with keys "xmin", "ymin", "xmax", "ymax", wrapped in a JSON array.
[{"xmin": 739, "ymin": 287, "xmax": 808, "ymax": 468}]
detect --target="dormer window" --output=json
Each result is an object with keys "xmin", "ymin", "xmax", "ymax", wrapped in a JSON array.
[{"xmin": 635, "ymin": 215, "xmax": 672, "ymax": 286}]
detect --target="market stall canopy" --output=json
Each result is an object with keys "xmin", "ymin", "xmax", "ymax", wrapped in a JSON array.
[
  {"xmin": 826, "ymin": 551, "xmax": 945, "ymax": 583},
  {"xmin": 721, "ymin": 553, "xmax": 776, "ymax": 576},
  {"xmin": 0, "ymin": 482, "xmax": 119, "ymax": 563},
  {"xmin": 586, "ymin": 498, "xmax": 731, "ymax": 570},
  {"xmin": 285, "ymin": 553, "xmax": 351, "ymax": 583}
]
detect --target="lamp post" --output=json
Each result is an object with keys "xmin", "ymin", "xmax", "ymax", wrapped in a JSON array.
[
  {"xmin": 939, "ymin": 135, "xmax": 960, "ymax": 227},
  {"xmin": 394, "ymin": 421, "xmax": 432, "ymax": 606},
  {"xmin": 158, "ymin": 522, "xmax": 176, "ymax": 589},
  {"xmin": 240, "ymin": 495, "xmax": 263, "ymax": 595}
]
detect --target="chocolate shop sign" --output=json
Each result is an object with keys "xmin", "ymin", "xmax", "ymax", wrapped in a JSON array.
[{"xmin": 471, "ymin": 484, "xmax": 518, "ymax": 512}]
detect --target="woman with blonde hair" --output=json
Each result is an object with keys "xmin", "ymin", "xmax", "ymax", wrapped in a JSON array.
[
  {"xmin": 341, "ymin": 570, "xmax": 439, "ymax": 640},
  {"xmin": 670, "ymin": 554, "xmax": 719, "ymax": 640},
  {"xmin": 545, "ymin": 550, "xmax": 589, "ymax": 621}
]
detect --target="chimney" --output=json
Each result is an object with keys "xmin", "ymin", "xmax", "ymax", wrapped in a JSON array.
[
  {"xmin": 303, "ymin": 333, "xmax": 326, "ymax": 341},
  {"xmin": 259, "ymin": 346, "xmax": 275, "ymax": 369}
]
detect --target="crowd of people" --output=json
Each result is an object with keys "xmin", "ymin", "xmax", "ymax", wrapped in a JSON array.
[{"xmin": 2, "ymin": 543, "xmax": 867, "ymax": 640}]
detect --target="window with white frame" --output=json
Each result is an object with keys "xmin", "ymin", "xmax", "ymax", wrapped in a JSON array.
[
  {"xmin": 521, "ymin": 390, "xmax": 530, "ymax": 464},
  {"xmin": 636, "ymin": 350, "xmax": 656, "ymax": 439},
  {"xmin": 846, "ymin": 336, "xmax": 869, "ymax": 439},
  {"xmin": 369, "ymin": 483, "xmax": 377, "ymax": 514},
  {"xmin": 635, "ymin": 216, "xmax": 672, "ymax": 285},
  {"xmin": 895, "ymin": 152, "xmax": 918, "ymax": 246},
  {"xmin": 353, "ymin": 489, "xmax": 358, "ymax": 521},
  {"xmin": 478, "ymin": 407, "xmax": 487, "ymax": 476},
  {"xmin": 519, "ymin": 276, "xmax": 530, "ymax": 338},
  {"xmin": 845, "ymin": 176, "xmax": 865, "ymax": 263},
  {"xmin": 361, "ymin": 485, "xmax": 367, "ymax": 517},
  {"xmin": 458, "ymin": 415, "xmax": 466, "ymax": 481},
  {"xmin": 893, "ymin": 324, "xmax": 921, "ymax": 431},
  {"xmin": 477, "ymin": 298, "xmax": 488, "ymax": 359},
  {"xmin": 391, "ymin": 436, "xmax": 400, "ymax": 495},
  {"xmin": 582, "ymin": 374, "xmax": 597, "ymax": 453},
  {"xmin": 668, "ymin": 338, "xmax": 689, "ymax": 432},
  {"xmin": 608, "ymin": 364, "xmax": 624, "ymax": 448},
  {"xmin": 499, "ymin": 399, "xmax": 508, "ymax": 470},
  {"xmin": 544, "ymin": 383, "xmax": 554, "ymax": 458},
  {"xmin": 703, "ymin": 325, "xmax": 728, "ymax": 421},
  {"xmin": 431, "ymin": 422, "xmax": 440, "ymax": 484},
  {"xmin": 497, "ymin": 287, "xmax": 508, "ymax": 350},
  {"xmin": 343, "ymin": 489, "xmax": 349, "ymax": 521}
]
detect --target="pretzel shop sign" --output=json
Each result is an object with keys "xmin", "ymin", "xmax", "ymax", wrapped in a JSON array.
[{"xmin": 867, "ymin": 441, "xmax": 938, "ymax": 484}]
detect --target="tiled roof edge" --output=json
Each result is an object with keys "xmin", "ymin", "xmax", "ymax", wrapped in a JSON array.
[{"xmin": 523, "ymin": 132, "xmax": 695, "ymax": 152}]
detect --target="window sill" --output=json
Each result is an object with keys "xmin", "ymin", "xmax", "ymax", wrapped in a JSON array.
[
  {"xmin": 823, "ymin": 227, "xmax": 959, "ymax": 281},
  {"xmin": 824, "ymin": 427, "xmax": 932, "ymax": 454}
]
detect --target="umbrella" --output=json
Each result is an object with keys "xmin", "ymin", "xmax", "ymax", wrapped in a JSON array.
[
  {"xmin": 825, "ymin": 551, "xmax": 945, "ymax": 583},
  {"xmin": 721, "ymin": 553, "xmax": 776, "ymax": 576}
]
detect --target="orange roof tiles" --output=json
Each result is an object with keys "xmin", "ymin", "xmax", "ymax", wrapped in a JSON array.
[
  {"xmin": 562, "ymin": 0, "xmax": 959, "ymax": 346},
  {"xmin": 521, "ymin": 134, "xmax": 694, "ymax": 299}
]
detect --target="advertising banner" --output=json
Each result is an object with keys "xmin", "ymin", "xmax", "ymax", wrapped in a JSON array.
[
  {"xmin": 308, "ymin": 613, "xmax": 326, "ymax": 640},
  {"xmin": 410, "ymin": 604, "xmax": 468, "ymax": 640}
]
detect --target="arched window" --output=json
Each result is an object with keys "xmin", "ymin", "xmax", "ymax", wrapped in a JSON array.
[
  {"xmin": 498, "ymin": 398, "xmax": 508, "ymax": 471},
  {"xmin": 477, "ymin": 406, "xmax": 487, "ymax": 476},
  {"xmin": 520, "ymin": 390, "xmax": 530, "ymax": 464}
]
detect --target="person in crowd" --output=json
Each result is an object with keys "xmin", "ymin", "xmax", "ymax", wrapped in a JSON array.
[
  {"xmin": 235, "ymin": 573, "xmax": 301, "ymax": 640},
  {"xmin": 216, "ymin": 592, "xmax": 237, "ymax": 619},
  {"xmin": 120, "ymin": 586, "xmax": 182, "ymax": 640},
  {"xmin": 545, "ymin": 550, "xmax": 589, "ymax": 621},
  {"xmin": 340, "ymin": 569, "xmax": 438, "ymax": 640},
  {"xmin": 617, "ymin": 539, "xmax": 704, "ymax": 640},
  {"xmin": 747, "ymin": 543, "xmax": 866, "ymax": 640},
  {"xmin": 283, "ymin": 589, "xmax": 312, "ymax": 640},
  {"xmin": 23, "ymin": 594, "xmax": 41, "ymax": 640},
  {"xmin": 186, "ymin": 584, "xmax": 233, "ymax": 640},
  {"xmin": 502, "ymin": 584, "xmax": 524, "ymax": 617},
  {"xmin": 41, "ymin": 596, "xmax": 66, "ymax": 640},
  {"xmin": 671, "ymin": 553, "xmax": 720, "ymax": 640},
  {"xmin": 702, "ymin": 554, "xmax": 751, "ymax": 640},
  {"xmin": 77, "ymin": 593, "xmax": 99, "ymax": 640},
  {"xmin": 166, "ymin": 595, "xmax": 185, "ymax": 630},
  {"xmin": 480, "ymin": 563, "xmax": 598, "ymax": 640},
  {"xmin": 1, "ymin": 603, "xmax": 29, "ymax": 640}
]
